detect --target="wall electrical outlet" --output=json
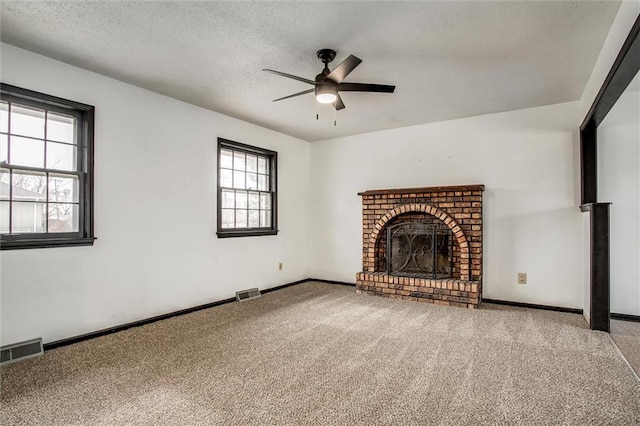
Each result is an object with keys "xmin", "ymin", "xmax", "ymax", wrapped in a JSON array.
[
  {"xmin": 517, "ymin": 273, "xmax": 527, "ymax": 284},
  {"xmin": 278, "ymin": 262, "xmax": 283, "ymax": 270}
]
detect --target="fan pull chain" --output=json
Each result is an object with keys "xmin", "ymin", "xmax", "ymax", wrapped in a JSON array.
[
  {"xmin": 316, "ymin": 100, "xmax": 319, "ymax": 120},
  {"xmin": 334, "ymin": 105, "xmax": 337, "ymax": 126}
]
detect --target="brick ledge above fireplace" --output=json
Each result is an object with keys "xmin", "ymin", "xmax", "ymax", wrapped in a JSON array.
[{"xmin": 358, "ymin": 184, "xmax": 485, "ymax": 197}]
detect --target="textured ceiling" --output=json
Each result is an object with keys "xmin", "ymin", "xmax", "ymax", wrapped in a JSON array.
[{"xmin": 0, "ymin": 1, "xmax": 620, "ymax": 142}]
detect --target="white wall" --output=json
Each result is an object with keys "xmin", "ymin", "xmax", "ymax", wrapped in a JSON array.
[
  {"xmin": 310, "ymin": 102, "xmax": 583, "ymax": 309},
  {"xmin": 598, "ymin": 84, "xmax": 640, "ymax": 316},
  {"xmin": 0, "ymin": 44, "xmax": 311, "ymax": 345}
]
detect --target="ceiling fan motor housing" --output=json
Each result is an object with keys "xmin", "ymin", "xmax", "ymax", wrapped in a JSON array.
[{"xmin": 315, "ymin": 63, "xmax": 337, "ymax": 102}]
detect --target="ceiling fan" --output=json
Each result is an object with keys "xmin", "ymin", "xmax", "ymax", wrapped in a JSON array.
[{"xmin": 263, "ymin": 49, "xmax": 395, "ymax": 110}]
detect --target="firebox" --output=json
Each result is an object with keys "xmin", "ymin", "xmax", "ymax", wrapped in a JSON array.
[{"xmin": 387, "ymin": 222, "xmax": 452, "ymax": 279}]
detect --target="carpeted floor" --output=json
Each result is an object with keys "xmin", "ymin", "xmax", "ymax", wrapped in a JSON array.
[
  {"xmin": 1, "ymin": 282, "xmax": 639, "ymax": 425},
  {"xmin": 612, "ymin": 319, "xmax": 640, "ymax": 378}
]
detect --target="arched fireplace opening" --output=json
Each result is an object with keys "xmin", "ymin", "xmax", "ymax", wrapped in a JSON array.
[{"xmin": 387, "ymin": 221, "xmax": 453, "ymax": 279}]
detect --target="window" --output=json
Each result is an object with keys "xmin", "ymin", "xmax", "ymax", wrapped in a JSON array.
[
  {"xmin": 217, "ymin": 138, "xmax": 277, "ymax": 238},
  {"xmin": 0, "ymin": 84, "xmax": 95, "ymax": 250}
]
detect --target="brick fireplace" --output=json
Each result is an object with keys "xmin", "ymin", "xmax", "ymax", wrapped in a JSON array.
[{"xmin": 356, "ymin": 185, "xmax": 484, "ymax": 308}]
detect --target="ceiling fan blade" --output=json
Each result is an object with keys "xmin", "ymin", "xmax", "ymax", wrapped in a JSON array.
[
  {"xmin": 263, "ymin": 69, "xmax": 316, "ymax": 85},
  {"xmin": 334, "ymin": 94, "xmax": 346, "ymax": 110},
  {"xmin": 326, "ymin": 55, "xmax": 362, "ymax": 83},
  {"xmin": 338, "ymin": 83, "xmax": 395, "ymax": 93},
  {"xmin": 272, "ymin": 88, "xmax": 315, "ymax": 102}
]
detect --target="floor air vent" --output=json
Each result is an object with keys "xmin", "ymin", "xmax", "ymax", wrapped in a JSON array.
[
  {"xmin": 236, "ymin": 288, "xmax": 261, "ymax": 302},
  {"xmin": 1, "ymin": 338, "xmax": 44, "ymax": 366}
]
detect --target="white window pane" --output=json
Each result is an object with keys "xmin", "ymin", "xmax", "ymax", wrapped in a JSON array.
[
  {"xmin": 233, "ymin": 151, "xmax": 245, "ymax": 171},
  {"xmin": 222, "ymin": 189, "xmax": 234, "ymax": 208},
  {"xmin": 258, "ymin": 157, "xmax": 267, "ymax": 174},
  {"xmin": 48, "ymin": 203, "xmax": 78, "ymax": 232},
  {"xmin": 11, "ymin": 104, "xmax": 45, "ymax": 139},
  {"xmin": 220, "ymin": 168, "xmax": 232, "ymax": 188},
  {"xmin": 220, "ymin": 149, "xmax": 233, "ymax": 169},
  {"xmin": 11, "ymin": 136, "xmax": 44, "ymax": 168},
  {"xmin": 248, "ymin": 192, "xmax": 259, "ymax": 209},
  {"xmin": 260, "ymin": 193, "xmax": 271, "ymax": 210},
  {"xmin": 12, "ymin": 171, "xmax": 46, "ymax": 202},
  {"xmin": 0, "ymin": 201, "xmax": 8, "ymax": 233},
  {"xmin": 0, "ymin": 102, "xmax": 7, "ymax": 133},
  {"xmin": 46, "ymin": 141, "xmax": 76, "ymax": 171},
  {"xmin": 246, "ymin": 172, "xmax": 258, "ymax": 190},
  {"xmin": 0, "ymin": 169, "xmax": 8, "ymax": 200},
  {"xmin": 233, "ymin": 170, "xmax": 245, "ymax": 189},
  {"xmin": 12, "ymin": 202, "xmax": 46, "ymax": 233},
  {"xmin": 47, "ymin": 112, "xmax": 76, "ymax": 144},
  {"xmin": 248, "ymin": 210, "xmax": 259, "ymax": 228},
  {"xmin": 260, "ymin": 210, "xmax": 271, "ymax": 228},
  {"xmin": 221, "ymin": 209, "xmax": 234, "ymax": 229},
  {"xmin": 235, "ymin": 191, "xmax": 247, "ymax": 209},
  {"xmin": 258, "ymin": 175, "xmax": 268, "ymax": 191},
  {"xmin": 49, "ymin": 174, "xmax": 79, "ymax": 203},
  {"xmin": 0, "ymin": 135, "xmax": 7, "ymax": 163},
  {"xmin": 235, "ymin": 209, "xmax": 247, "ymax": 228},
  {"xmin": 246, "ymin": 155, "xmax": 257, "ymax": 172}
]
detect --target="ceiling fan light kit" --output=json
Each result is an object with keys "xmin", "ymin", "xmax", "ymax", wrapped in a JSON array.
[
  {"xmin": 315, "ymin": 85, "xmax": 338, "ymax": 104},
  {"xmin": 263, "ymin": 48, "xmax": 395, "ymax": 119}
]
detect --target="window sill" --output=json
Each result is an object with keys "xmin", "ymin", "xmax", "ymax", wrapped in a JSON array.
[
  {"xmin": 216, "ymin": 229, "xmax": 279, "ymax": 239},
  {"xmin": 0, "ymin": 237, "xmax": 96, "ymax": 250}
]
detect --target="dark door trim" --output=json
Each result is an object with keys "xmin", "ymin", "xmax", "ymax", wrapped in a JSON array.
[{"xmin": 579, "ymin": 14, "xmax": 640, "ymax": 332}]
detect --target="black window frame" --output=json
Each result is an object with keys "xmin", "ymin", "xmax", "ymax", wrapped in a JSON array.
[
  {"xmin": 216, "ymin": 138, "xmax": 278, "ymax": 238},
  {"xmin": 0, "ymin": 83, "xmax": 95, "ymax": 250}
]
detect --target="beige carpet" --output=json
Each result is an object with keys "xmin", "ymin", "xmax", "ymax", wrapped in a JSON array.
[
  {"xmin": 612, "ymin": 319, "xmax": 640, "ymax": 378},
  {"xmin": 1, "ymin": 282, "xmax": 639, "ymax": 425}
]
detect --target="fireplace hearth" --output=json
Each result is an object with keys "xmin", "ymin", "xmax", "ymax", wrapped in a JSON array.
[{"xmin": 356, "ymin": 185, "xmax": 484, "ymax": 309}]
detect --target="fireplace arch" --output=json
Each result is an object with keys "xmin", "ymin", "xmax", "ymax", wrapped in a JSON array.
[{"xmin": 367, "ymin": 203, "xmax": 470, "ymax": 280}]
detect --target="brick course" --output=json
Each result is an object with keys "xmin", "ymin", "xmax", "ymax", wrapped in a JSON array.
[{"xmin": 356, "ymin": 185, "xmax": 484, "ymax": 309}]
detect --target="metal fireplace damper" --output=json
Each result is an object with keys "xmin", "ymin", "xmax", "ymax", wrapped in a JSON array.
[{"xmin": 386, "ymin": 222, "xmax": 453, "ymax": 279}]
